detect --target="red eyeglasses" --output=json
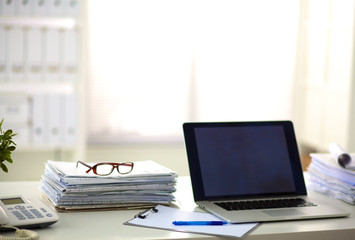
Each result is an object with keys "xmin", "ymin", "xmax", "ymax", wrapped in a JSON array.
[{"xmin": 76, "ymin": 161, "xmax": 134, "ymax": 176}]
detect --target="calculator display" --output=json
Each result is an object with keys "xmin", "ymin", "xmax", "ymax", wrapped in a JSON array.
[{"xmin": 1, "ymin": 197, "xmax": 25, "ymax": 205}]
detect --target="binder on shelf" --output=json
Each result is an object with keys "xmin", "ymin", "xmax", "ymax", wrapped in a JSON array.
[
  {"xmin": 62, "ymin": 94, "xmax": 77, "ymax": 144},
  {"xmin": 0, "ymin": 26, "xmax": 7, "ymax": 81},
  {"xmin": 48, "ymin": 0, "xmax": 63, "ymax": 17},
  {"xmin": 31, "ymin": 94, "xmax": 78, "ymax": 147},
  {"xmin": 32, "ymin": 95, "xmax": 47, "ymax": 145},
  {"xmin": 27, "ymin": 27, "xmax": 44, "ymax": 81},
  {"xmin": 17, "ymin": 0, "xmax": 33, "ymax": 16},
  {"xmin": 48, "ymin": 95, "xmax": 62, "ymax": 145},
  {"xmin": 9, "ymin": 26, "xmax": 25, "ymax": 81},
  {"xmin": 63, "ymin": 0, "xmax": 79, "ymax": 17},
  {"xmin": 63, "ymin": 29, "xmax": 78, "ymax": 81},
  {"xmin": 0, "ymin": 95, "xmax": 30, "ymax": 146},
  {"xmin": 33, "ymin": 0, "xmax": 48, "ymax": 16},
  {"xmin": 0, "ymin": 95, "xmax": 30, "ymax": 123},
  {"xmin": 1, "ymin": 0, "xmax": 16, "ymax": 15},
  {"xmin": 44, "ymin": 28, "xmax": 61, "ymax": 81}
]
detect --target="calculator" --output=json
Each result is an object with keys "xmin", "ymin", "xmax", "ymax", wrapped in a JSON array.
[{"xmin": 0, "ymin": 195, "xmax": 59, "ymax": 230}]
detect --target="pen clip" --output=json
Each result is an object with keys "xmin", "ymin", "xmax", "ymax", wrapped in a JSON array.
[{"xmin": 135, "ymin": 207, "xmax": 158, "ymax": 219}]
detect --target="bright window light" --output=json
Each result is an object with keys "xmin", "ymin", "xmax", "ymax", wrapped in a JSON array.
[{"xmin": 86, "ymin": 0, "xmax": 300, "ymax": 143}]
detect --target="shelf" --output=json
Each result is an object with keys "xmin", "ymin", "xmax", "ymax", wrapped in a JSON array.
[
  {"xmin": 15, "ymin": 145, "xmax": 77, "ymax": 152},
  {"xmin": 0, "ymin": 16, "xmax": 77, "ymax": 29},
  {"xmin": 0, "ymin": 82, "xmax": 75, "ymax": 94}
]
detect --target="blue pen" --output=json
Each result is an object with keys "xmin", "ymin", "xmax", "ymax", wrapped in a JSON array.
[{"xmin": 172, "ymin": 221, "xmax": 228, "ymax": 225}]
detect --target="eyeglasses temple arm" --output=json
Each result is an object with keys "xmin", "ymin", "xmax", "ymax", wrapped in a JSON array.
[{"xmin": 76, "ymin": 161, "xmax": 94, "ymax": 173}]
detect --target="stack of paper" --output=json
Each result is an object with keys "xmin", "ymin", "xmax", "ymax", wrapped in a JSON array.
[
  {"xmin": 40, "ymin": 160, "xmax": 178, "ymax": 211},
  {"xmin": 307, "ymin": 153, "xmax": 355, "ymax": 204}
]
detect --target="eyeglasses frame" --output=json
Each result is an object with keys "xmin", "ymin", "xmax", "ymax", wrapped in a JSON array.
[{"xmin": 76, "ymin": 160, "xmax": 134, "ymax": 176}]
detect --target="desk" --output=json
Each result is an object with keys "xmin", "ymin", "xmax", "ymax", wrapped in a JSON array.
[{"xmin": 0, "ymin": 177, "xmax": 354, "ymax": 240}]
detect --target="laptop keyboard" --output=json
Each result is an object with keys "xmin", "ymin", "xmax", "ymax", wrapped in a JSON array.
[{"xmin": 215, "ymin": 198, "xmax": 317, "ymax": 211}]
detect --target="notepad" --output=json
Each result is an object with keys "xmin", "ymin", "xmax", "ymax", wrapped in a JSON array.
[{"xmin": 125, "ymin": 205, "xmax": 259, "ymax": 238}]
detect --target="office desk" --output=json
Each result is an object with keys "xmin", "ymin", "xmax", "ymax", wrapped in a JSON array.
[{"xmin": 0, "ymin": 177, "xmax": 354, "ymax": 240}]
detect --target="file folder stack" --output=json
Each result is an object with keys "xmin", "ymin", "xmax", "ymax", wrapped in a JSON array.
[
  {"xmin": 40, "ymin": 160, "xmax": 178, "ymax": 211},
  {"xmin": 0, "ymin": 26, "xmax": 78, "ymax": 83},
  {"xmin": 307, "ymin": 153, "xmax": 355, "ymax": 204}
]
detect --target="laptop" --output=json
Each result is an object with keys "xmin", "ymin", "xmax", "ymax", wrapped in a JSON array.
[{"xmin": 183, "ymin": 121, "xmax": 350, "ymax": 223}]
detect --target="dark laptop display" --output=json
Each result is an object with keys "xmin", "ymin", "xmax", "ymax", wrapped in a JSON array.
[{"xmin": 184, "ymin": 121, "xmax": 307, "ymax": 201}]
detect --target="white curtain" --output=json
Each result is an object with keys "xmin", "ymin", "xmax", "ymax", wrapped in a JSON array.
[
  {"xmin": 293, "ymin": 0, "xmax": 355, "ymax": 149},
  {"xmin": 86, "ymin": 0, "xmax": 300, "ymax": 143}
]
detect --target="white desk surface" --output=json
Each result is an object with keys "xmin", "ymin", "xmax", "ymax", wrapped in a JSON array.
[{"xmin": 0, "ymin": 176, "xmax": 354, "ymax": 240}]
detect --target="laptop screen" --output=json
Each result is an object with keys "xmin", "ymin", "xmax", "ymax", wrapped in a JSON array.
[{"xmin": 183, "ymin": 121, "xmax": 307, "ymax": 201}]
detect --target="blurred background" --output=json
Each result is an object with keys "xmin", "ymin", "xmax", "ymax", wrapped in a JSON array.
[{"xmin": 1, "ymin": 0, "xmax": 355, "ymax": 181}]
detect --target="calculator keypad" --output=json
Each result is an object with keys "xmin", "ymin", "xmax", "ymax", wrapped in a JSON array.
[{"xmin": 8, "ymin": 205, "xmax": 52, "ymax": 221}]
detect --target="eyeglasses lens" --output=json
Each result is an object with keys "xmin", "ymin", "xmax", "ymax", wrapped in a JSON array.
[
  {"xmin": 117, "ymin": 163, "xmax": 133, "ymax": 174},
  {"xmin": 95, "ymin": 164, "xmax": 114, "ymax": 176}
]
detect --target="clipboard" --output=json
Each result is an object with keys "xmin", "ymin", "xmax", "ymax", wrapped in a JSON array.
[{"xmin": 124, "ymin": 205, "xmax": 259, "ymax": 238}]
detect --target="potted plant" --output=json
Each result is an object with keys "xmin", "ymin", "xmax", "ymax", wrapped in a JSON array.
[{"xmin": 0, "ymin": 119, "xmax": 17, "ymax": 173}]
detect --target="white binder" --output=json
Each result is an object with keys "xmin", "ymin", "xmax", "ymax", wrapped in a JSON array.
[
  {"xmin": 2, "ymin": 0, "xmax": 16, "ymax": 15},
  {"xmin": 62, "ymin": 94, "xmax": 77, "ymax": 144},
  {"xmin": 63, "ymin": 0, "xmax": 79, "ymax": 17},
  {"xmin": 44, "ymin": 28, "xmax": 61, "ymax": 81},
  {"xmin": 48, "ymin": 0, "xmax": 63, "ymax": 17},
  {"xmin": 32, "ymin": 95, "xmax": 47, "ymax": 145},
  {"xmin": 63, "ymin": 29, "xmax": 77, "ymax": 81},
  {"xmin": 0, "ymin": 26, "xmax": 7, "ymax": 81},
  {"xmin": 9, "ymin": 26, "xmax": 25, "ymax": 81},
  {"xmin": 48, "ymin": 94, "xmax": 62, "ymax": 145},
  {"xmin": 17, "ymin": 0, "xmax": 33, "ymax": 15},
  {"xmin": 28, "ymin": 27, "xmax": 44, "ymax": 81},
  {"xmin": 0, "ymin": 95, "xmax": 30, "ymax": 145},
  {"xmin": 0, "ymin": 95, "xmax": 29, "ymax": 123},
  {"xmin": 33, "ymin": 0, "xmax": 48, "ymax": 16}
]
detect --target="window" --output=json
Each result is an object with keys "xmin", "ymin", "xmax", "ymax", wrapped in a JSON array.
[{"xmin": 86, "ymin": 0, "xmax": 300, "ymax": 143}]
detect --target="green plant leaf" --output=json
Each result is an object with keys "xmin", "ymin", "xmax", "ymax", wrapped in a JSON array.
[
  {"xmin": 0, "ymin": 162, "xmax": 8, "ymax": 173},
  {"xmin": 4, "ymin": 129, "xmax": 13, "ymax": 135},
  {"xmin": 7, "ymin": 146, "xmax": 16, "ymax": 151},
  {"xmin": 0, "ymin": 119, "xmax": 16, "ymax": 172},
  {"xmin": 0, "ymin": 149, "xmax": 10, "ymax": 155},
  {"xmin": 4, "ymin": 130, "xmax": 13, "ymax": 139},
  {"xmin": 1, "ymin": 153, "xmax": 11, "ymax": 160},
  {"xmin": 0, "ymin": 119, "xmax": 3, "ymax": 133}
]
